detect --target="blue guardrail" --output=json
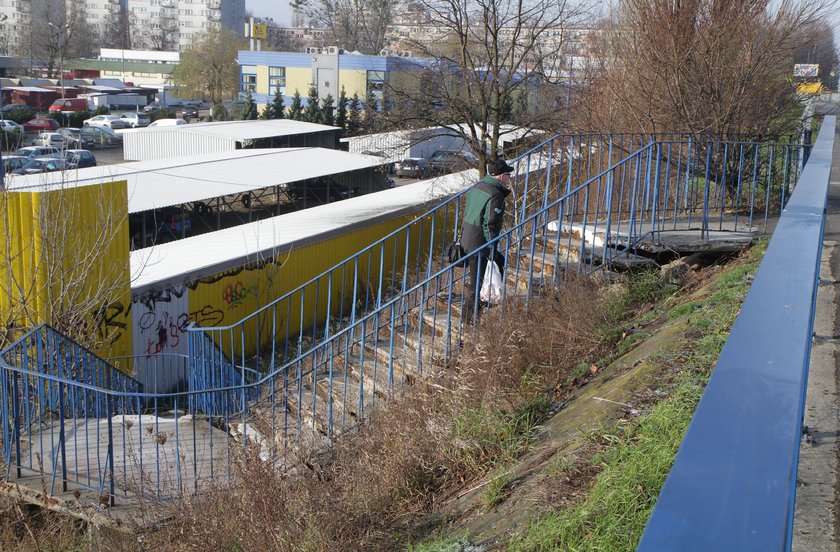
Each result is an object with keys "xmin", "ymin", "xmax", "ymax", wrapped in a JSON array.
[{"xmin": 638, "ymin": 117, "xmax": 836, "ymax": 550}]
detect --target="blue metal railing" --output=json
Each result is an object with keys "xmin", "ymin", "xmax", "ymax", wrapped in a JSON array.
[
  {"xmin": 185, "ymin": 133, "xmax": 802, "ymax": 408},
  {"xmin": 0, "ymin": 325, "xmax": 142, "ymax": 499},
  {"xmin": 638, "ymin": 117, "xmax": 835, "ymax": 550},
  {"xmin": 0, "ymin": 132, "xmax": 806, "ymax": 502}
]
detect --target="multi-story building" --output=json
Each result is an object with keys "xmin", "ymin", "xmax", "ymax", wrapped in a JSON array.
[
  {"xmin": 238, "ymin": 49, "xmax": 425, "ymax": 110},
  {"xmin": 265, "ymin": 25, "xmax": 327, "ymax": 53},
  {"xmin": 0, "ymin": 0, "xmax": 32, "ymax": 56},
  {"xmin": 128, "ymin": 0, "xmax": 245, "ymax": 50}
]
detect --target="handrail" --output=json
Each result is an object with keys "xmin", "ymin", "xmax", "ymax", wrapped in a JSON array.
[
  {"xmin": 0, "ymin": 132, "xmax": 807, "ymax": 503},
  {"xmin": 638, "ymin": 116, "xmax": 835, "ymax": 550},
  {"xmin": 187, "ymin": 132, "xmax": 663, "ymax": 332},
  {"xmin": 0, "ymin": 145, "xmax": 657, "ymax": 403}
]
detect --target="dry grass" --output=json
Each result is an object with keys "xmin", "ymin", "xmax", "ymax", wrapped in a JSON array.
[
  {"xmin": 140, "ymin": 279, "xmax": 610, "ymax": 551},
  {"xmin": 0, "ymin": 279, "xmax": 614, "ymax": 552},
  {"xmin": 0, "ymin": 494, "xmax": 87, "ymax": 552}
]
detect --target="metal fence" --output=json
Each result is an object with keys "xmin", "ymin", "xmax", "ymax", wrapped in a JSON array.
[
  {"xmin": 0, "ymin": 132, "xmax": 808, "ymax": 503},
  {"xmin": 639, "ymin": 117, "xmax": 835, "ymax": 550}
]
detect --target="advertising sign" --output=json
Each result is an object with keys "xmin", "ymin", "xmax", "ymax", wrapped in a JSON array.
[{"xmin": 794, "ymin": 64, "xmax": 819, "ymax": 78}]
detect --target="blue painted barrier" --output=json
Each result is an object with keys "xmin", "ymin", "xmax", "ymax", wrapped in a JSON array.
[{"xmin": 638, "ymin": 117, "xmax": 835, "ymax": 550}]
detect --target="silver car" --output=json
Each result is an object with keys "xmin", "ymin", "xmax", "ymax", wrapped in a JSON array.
[
  {"xmin": 120, "ymin": 112, "xmax": 151, "ymax": 128},
  {"xmin": 84, "ymin": 115, "xmax": 127, "ymax": 130}
]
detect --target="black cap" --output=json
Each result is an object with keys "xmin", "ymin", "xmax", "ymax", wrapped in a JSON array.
[{"xmin": 488, "ymin": 159, "xmax": 514, "ymax": 176}]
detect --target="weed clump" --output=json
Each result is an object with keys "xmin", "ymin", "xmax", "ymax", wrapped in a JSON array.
[{"xmin": 134, "ymin": 279, "xmax": 611, "ymax": 551}]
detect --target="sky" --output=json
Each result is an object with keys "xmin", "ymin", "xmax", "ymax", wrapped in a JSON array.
[
  {"xmin": 248, "ymin": 0, "xmax": 293, "ymax": 26},
  {"xmin": 247, "ymin": 0, "xmax": 840, "ymax": 55}
]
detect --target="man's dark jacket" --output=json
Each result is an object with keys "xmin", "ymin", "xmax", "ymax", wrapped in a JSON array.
[{"xmin": 461, "ymin": 175, "xmax": 511, "ymax": 253}]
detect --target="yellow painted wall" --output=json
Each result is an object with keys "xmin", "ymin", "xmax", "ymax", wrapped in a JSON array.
[
  {"xmin": 256, "ymin": 65, "xmax": 270, "ymax": 95},
  {"xmin": 183, "ymin": 207, "xmax": 444, "ymax": 358},
  {"xmin": 285, "ymin": 67, "xmax": 314, "ymax": 97},
  {"xmin": 339, "ymin": 69, "xmax": 369, "ymax": 98},
  {"xmin": 0, "ymin": 180, "xmax": 132, "ymax": 359}
]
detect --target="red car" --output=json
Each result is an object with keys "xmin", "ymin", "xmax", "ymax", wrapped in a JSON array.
[{"xmin": 22, "ymin": 118, "xmax": 60, "ymax": 133}]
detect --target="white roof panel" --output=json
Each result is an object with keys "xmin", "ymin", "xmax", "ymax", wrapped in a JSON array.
[
  {"xmin": 6, "ymin": 148, "xmax": 389, "ymax": 213},
  {"xmin": 136, "ymin": 119, "xmax": 341, "ymax": 141},
  {"xmin": 130, "ymin": 170, "xmax": 477, "ymax": 293},
  {"xmin": 6, "ymin": 86, "xmax": 56, "ymax": 92}
]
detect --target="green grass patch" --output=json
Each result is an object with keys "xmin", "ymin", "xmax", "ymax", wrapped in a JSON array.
[
  {"xmin": 482, "ymin": 471, "xmax": 513, "ymax": 509},
  {"xmin": 617, "ymin": 330, "xmax": 651, "ymax": 356},
  {"xmin": 506, "ymin": 245, "xmax": 765, "ymax": 551},
  {"xmin": 508, "ymin": 371, "xmax": 704, "ymax": 552},
  {"xmin": 408, "ymin": 534, "xmax": 475, "ymax": 552},
  {"xmin": 565, "ymin": 361, "xmax": 590, "ymax": 386},
  {"xmin": 454, "ymin": 398, "xmax": 552, "ymax": 471}
]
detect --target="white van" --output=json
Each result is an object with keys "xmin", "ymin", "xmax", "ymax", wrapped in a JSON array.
[{"xmin": 148, "ymin": 118, "xmax": 188, "ymax": 127}]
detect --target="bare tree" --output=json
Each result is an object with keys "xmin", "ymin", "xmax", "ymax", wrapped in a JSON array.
[
  {"xmin": 297, "ymin": 0, "xmax": 397, "ymax": 54},
  {"xmin": 0, "ymin": 172, "xmax": 132, "ymax": 355},
  {"xmin": 173, "ymin": 30, "xmax": 246, "ymax": 105},
  {"xmin": 102, "ymin": 3, "xmax": 132, "ymax": 50},
  {"xmin": 386, "ymin": 0, "xmax": 586, "ymax": 175},
  {"xmin": 581, "ymin": 0, "xmax": 828, "ymax": 135},
  {"xmin": 16, "ymin": 0, "xmax": 97, "ymax": 78},
  {"xmin": 793, "ymin": 21, "xmax": 838, "ymax": 90}
]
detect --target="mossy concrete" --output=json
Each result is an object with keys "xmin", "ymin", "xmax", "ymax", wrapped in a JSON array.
[{"xmin": 436, "ymin": 318, "xmax": 693, "ymax": 547}]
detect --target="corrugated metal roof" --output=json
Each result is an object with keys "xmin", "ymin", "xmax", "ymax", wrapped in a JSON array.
[
  {"xmin": 82, "ymin": 85, "xmax": 128, "ymax": 92},
  {"xmin": 152, "ymin": 119, "xmax": 340, "ymax": 141},
  {"xmin": 6, "ymin": 86, "xmax": 56, "ymax": 93},
  {"xmin": 123, "ymin": 120, "xmax": 341, "ymax": 161},
  {"xmin": 130, "ymin": 170, "xmax": 477, "ymax": 293},
  {"xmin": 6, "ymin": 148, "xmax": 390, "ymax": 213}
]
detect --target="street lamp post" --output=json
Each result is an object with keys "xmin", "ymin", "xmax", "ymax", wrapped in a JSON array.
[{"xmin": 47, "ymin": 22, "xmax": 70, "ymax": 99}]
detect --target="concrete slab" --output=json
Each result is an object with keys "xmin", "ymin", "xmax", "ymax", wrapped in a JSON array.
[{"xmin": 792, "ymin": 121, "xmax": 840, "ymax": 551}]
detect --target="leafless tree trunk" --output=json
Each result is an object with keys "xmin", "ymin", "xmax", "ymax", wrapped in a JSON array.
[
  {"xmin": 384, "ymin": 0, "xmax": 587, "ymax": 176},
  {"xmin": 298, "ymin": 0, "xmax": 397, "ymax": 54}
]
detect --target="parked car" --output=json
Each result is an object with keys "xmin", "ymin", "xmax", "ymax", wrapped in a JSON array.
[
  {"xmin": 0, "ymin": 119, "xmax": 23, "ymax": 132},
  {"xmin": 120, "ymin": 112, "xmax": 150, "ymax": 128},
  {"xmin": 2, "ymin": 156, "xmax": 29, "ymax": 174},
  {"xmin": 182, "ymin": 100, "xmax": 203, "ymax": 108},
  {"xmin": 14, "ymin": 146, "xmax": 61, "ymax": 159},
  {"xmin": 58, "ymin": 127, "xmax": 94, "ymax": 149},
  {"xmin": 428, "ymin": 150, "xmax": 477, "ymax": 175},
  {"xmin": 176, "ymin": 107, "xmax": 199, "ymax": 120},
  {"xmin": 32, "ymin": 132, "xmax": 66, "ymax": 147},
  {"xmin": 13, "ymin": 156, "xmax": 74, "ymax": 175},
  {"xmin": 84, "ymin": 115, "xmax": 127, "ymax": 129},
  {"xmin": 1, "ymin": 104, "xmax": 35, "ymax": 120},
  {"xmin": 361, "ymin": 150, "xmax": 395, "ymax": 174},
  {"xmin": 81, "ymin": 126, "xmax": 122, "ymax": 147},
  {"xmin": 396, "ymin": 158, "xmax": 430, "ymax": 179},
  {"xmin": 148, "ymin": 118, "xmax": 188, "ymax": 127},
  {"xmin": 64, "ymin": 149, "xmax": 97, "ymax": 169},
  {"xmin": 22, "ymin": 118, "xmax": 60, "ymax": 133}
]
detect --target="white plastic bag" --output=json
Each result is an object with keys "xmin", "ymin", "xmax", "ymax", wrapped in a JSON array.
[{"xmin": 479, "ymin": 259, "xmax": 502, "ymax": 303}]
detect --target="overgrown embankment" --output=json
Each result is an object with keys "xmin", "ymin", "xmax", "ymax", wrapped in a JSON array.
[{"xmin": 0, "ymin": 243, "xmax": 765, "ymax": 551}]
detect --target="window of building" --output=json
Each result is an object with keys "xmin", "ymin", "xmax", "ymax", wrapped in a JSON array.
[
  {"xmin": 240, "ymin": 64, "xmax": 257, "ymax": 93},
  {"xmin": 268, "ymin": 66, "xmax": 286, "ymax": 95},
  {"xmin": 366, "ymin": 70, "xmax": 386, "ymax": 102}
]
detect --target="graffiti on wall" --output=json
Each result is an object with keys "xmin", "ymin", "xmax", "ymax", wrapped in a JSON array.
[{"xmin": 222, "ymin": 281, "xmax": 258, "ymax": 310}]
